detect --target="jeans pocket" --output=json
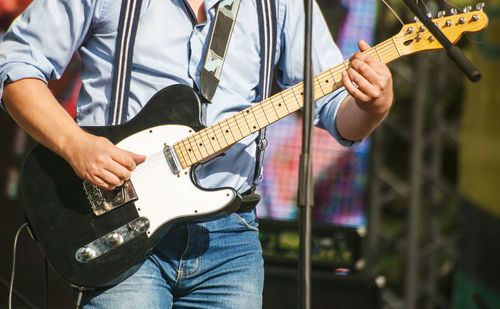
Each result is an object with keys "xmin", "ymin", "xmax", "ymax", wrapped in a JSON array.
[{"xmin": 231, "ymin": 211, "xmax": 259, "ymax": 232}]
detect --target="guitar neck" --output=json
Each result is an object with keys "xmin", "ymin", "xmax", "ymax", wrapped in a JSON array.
[{"xmin": 173, "ymin": 37, "xmax": 401, "ymax": 169}]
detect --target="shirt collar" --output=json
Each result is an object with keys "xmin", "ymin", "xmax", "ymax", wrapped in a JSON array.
[{"xmin": 205, "ymin": 0, "xmax": 220, "ymax": 11}]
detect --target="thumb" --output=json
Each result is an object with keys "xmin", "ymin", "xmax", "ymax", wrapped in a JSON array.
[{"xmin": 358, "ymin": 40, "xmax": 371, "ymax": 52}]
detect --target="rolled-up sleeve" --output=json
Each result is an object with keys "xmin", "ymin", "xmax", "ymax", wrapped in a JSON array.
[
  {"xmin": 0, "ymin": 0, "xmax": 101, "ymax": 106},
  {"xmin": 276, "ymin": 0, "xmax": 360, "ymax": 147}
]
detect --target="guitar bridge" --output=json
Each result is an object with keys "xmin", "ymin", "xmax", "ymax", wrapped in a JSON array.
[{"xmin": 83, "ymin": 180, "xmax": 138, "ymax": 216}]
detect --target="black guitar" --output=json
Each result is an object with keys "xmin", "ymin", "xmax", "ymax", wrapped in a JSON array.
[{"xmin": 21, "ymin": 11, "xmax": 487, "ymax": 288}]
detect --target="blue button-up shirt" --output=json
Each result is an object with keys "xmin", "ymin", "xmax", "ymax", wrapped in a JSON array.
[{"xmin": 0, "ymin": 0, "xmax": 350, "ymax": 193}]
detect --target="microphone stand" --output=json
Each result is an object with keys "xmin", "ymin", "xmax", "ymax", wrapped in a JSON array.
[
  {"xmin": 402, "ymin": 0, "xmax": 481, "ymax": 82},
  {"xmin": 298, "ymin": 0, "xmax": 314, "ymax": 308}
]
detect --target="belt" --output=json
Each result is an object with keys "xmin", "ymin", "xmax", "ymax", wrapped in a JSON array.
[{"xmin": 237, "ymin": 187, "xmax": 261, "ymax": 212}]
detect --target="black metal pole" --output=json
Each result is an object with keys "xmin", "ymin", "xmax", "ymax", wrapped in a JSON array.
[
  {"xmin": 298, "ymin": 0, "xmax": 314, "ymax": 308},
  {"xmin": 401, "ymin": 0, "xmax": 481, "ymax": 82}
]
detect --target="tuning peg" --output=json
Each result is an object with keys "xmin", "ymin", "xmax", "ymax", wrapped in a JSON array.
[
  {"xmin": 426, "ymin": 12, "xmax": 433, "ymax": 19},
  {"xmin": 463, "ymin": 5, "xmax": 472, "ymax": 13},
  {"xmin": 437, "ymin": 10, "xmax": 446, "ymax": 18},
  {"xmin": 413, "ymin": 16, "xmax": 420, "ymax": 23},
  {"xmin": 476, "ymin": 3, "xmax": 485, "ymax": 11},
  {"xmin": 450, "ymin": 8, "xmax": 458, "ymax": 15}
]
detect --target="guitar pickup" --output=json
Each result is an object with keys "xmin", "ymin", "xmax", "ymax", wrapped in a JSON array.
[
  {"xmin": 75, "ymin": 217, "xmax": 150, "ymax": 263},
  {"xmin": 163, "ymin": 145, "xmax": 181, "ymax": 175},
  {"xmin": 83, "ymin": 180, "xmax": 138, "ymax": 216}
]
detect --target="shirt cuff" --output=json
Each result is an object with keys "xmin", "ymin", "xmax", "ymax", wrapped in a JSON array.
[
  {"xmin": 0, "ymin": 63, "xmax": 48, "ymax": 110},
  {"xmin": 315, "ymin": 89, "xmax": 362, "ymax": 148}
]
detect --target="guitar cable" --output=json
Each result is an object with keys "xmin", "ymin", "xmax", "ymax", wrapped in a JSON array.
[
  {"xmin": 8, "ymin": 222, "xmax": 30, "ymax": 309},
  {"xmin": 75, "ymin": 289, "xmax": 83, "ymax": 309},
  {"xmin": 8, "ymin": 220, "xmax": 83, "ymax": 309}
]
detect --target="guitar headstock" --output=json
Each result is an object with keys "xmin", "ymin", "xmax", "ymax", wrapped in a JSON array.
[{"xmin": 395, "ymin": 4, "xmax": 489, "ymax": 56}]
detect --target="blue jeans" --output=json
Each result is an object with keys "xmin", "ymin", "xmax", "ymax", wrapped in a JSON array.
[{"xmin": 79, "ymin": 210, "xmax": 263, "ymax": 308}]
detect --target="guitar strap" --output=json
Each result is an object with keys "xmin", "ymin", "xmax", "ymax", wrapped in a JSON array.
[
  {"xmin": 108, "ymin": 0, "xmax": 277, "ymax": 189},
  {"xmin": 201, "ymin": 0, "xmax": 277, "ymax": 189},
  {"xmin": 201, "ymin": 0, "xmax": 277, "ymax": 188},
  {"xmin": 253, "ymin": 0, "xmax": 277, "ymax": 188},
  {"xmin": 200, "ymin": 0, "xmax": 241, "ymax": 102},
  {"xmin": 108, "ymin": 0, "xmax": 143, "ymax": 126}
]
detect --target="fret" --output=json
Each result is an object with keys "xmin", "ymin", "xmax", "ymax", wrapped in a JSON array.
[
  {"xmin": 193, "ymin": 134, "xmax": 209, "ymax": 158},
  {"xmin": 259, "ymin": 101, "xmax": 271, "ymax": 125},
  {"xmin": 206, "ymin": 127, "xmax": 222, "ymax": 153},
  {"xmin": 180, "ymin": 138, "xmax": 195, "ymax": 165},
  {"xmin": 219, "ymin": 120, "xmax": 236, "ymax": 146},
  {"xmin": 232, "ymin": 115, "xmax": 245, "ymax": 139},
  {"xmin": 190, "ymin": 135, "xmax": 205, "ymax": 160},
  {"xmin": 342, "ymin": 60, "xmax": 350, "ymax": 72},
  {"xmin": 279, "ymin": 92, "xmax": 292, "ymax": 114},
  {"xmin": 173, "ymin": 143, "xmax": 188, "ymax": 169},
  {"xmin": 289, "ymin": 87, "xmax": 303, "ymax": 110},
  {"xmin": 247, "ymin": 109, "xmax": 260, "ymax": 130},
  {"xmin": 186, "ymin": 136, "xmax": 202, "ymax": 162},
  {"xmin": 243, "ymin": 109, "xmax": 259, "ymax": 132},
  {"xmin": 318, "ymin": 72, "xmax": 337, "ymax": 96},
  {"xmin": 374, "ymin": 46, "xmax": 383, "ymax": 62},
  {"xmin": 315, "ymin": 76, "xmax": 326, "ymax": 96},
  {"xmin": 329, "ymin": 68, "xmax": 341, "ymax": 88},
  {"xmin": 224, "ymin": 118, "xmax": 239, "ymax": 142},
  {"xmin": 391, "ymin": 37, "xmax": 402, "ymax": 56},
  {"xmin": 385, "ymin": 40, "xmax": 400, "ymax": 63},
  {"xmin": 176, "ymin": 140, "xmax": 190, "ymax": 166},
  {"xmin": 253, "ymin": 105, "xmax": 268, "ymax": 128},
  {"xmin": 234, "ymin": 113, "xmax": 252, "ymax": 135},
  {"xmin": 226, "ymin": 116, "xmax": 243, "ymax": 141},
  {"xmin": 215, "ymin": 122, "xmax": 230, "ymax": 147},
  {"xmin": 270, "ymin": 96, "xmax": 287, "ymax": 118},
  {"xmin": 264, "ymin": 98, "xmax": 279, "ymax": 122},
  {"xmin": 199, "ymin": 130, "xmax": 215, "ymax": 154}
]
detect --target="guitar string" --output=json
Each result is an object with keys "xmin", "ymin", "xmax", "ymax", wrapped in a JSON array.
[
  {"xmin": 380, "ymin": 0, "xmax": 404, "ymax": 26},
  {"xmin": 133, "ymin": 38, "xmax": 401, "ymax": 174},
  {"xmin": 133, "ymin": 11, "xmax": 476, "ymax": 171},
  {"xmin": 177, "ymin": 11, "xmax": 473, "ymax": 163},
  {"xmin": 175, "ymin": 39, "xmax": 400, "ymax": 166},
  {"xmin": 114, "ymin": 16, "xmax": 472, "ymax": 184}
]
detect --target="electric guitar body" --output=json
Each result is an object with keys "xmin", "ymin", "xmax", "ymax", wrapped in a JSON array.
[{"xmin": 22, "ymin": 85, "xmax": 240, "ymax": 288}]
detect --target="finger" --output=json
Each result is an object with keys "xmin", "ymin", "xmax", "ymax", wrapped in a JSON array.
[
  {"xmin": 350, "ymin": 54, "xmax": 391, "ymax": 90},
  {"xmin": 350, "ymin": 58, "xmax": 379, "ymax": 84},
  {"xmin": 106, "ymin": 160, "xmax": 132, "ymax": 181},
  {"xmin": 92, "ymin": 171, "xmax": 122, "ymax": 191},
  {"xmin": 112, "ymin": 148, "xmax": 139, "ymax": 171},
  {"xmin": 342, "ymin": 71, "xmax": 370, "ymax": 103},
  {"xmin": 347, "ymin": 66, "xmax": 382, "ymax": 101},
  {"xmin": 351, "ymin": 51, "xmax": 379, "ymax": 67},
  {"xmin": 127, "ymin": 151, "xmax": 146, "ymax": 165}
]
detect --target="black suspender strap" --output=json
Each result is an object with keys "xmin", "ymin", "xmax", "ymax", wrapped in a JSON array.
[
  {"xmin": 200, "ymin": 0, "xmax": 242, "ymax": 102},
  {"xmin": 108, "ymin": 0, "xmax": 143, "ymax": 126},
  {"xmin": 253, "ymin": 0, "xmax": 277, "ymax": 186}
]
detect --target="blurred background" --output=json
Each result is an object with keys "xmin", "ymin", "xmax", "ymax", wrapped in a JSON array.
[{"xmin": 0, "ymin": 0, "xmax": 498, "ymax": 308}]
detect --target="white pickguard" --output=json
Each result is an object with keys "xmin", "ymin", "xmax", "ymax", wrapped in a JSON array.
[{"xmin": 116, "ymin": 124, "xmax": 236, "ymax": 236}]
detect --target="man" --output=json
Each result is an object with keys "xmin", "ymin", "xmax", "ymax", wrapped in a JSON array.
[{"xmin": 0, "ymin": 0, "xmax": 392, "ymax": 307}]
